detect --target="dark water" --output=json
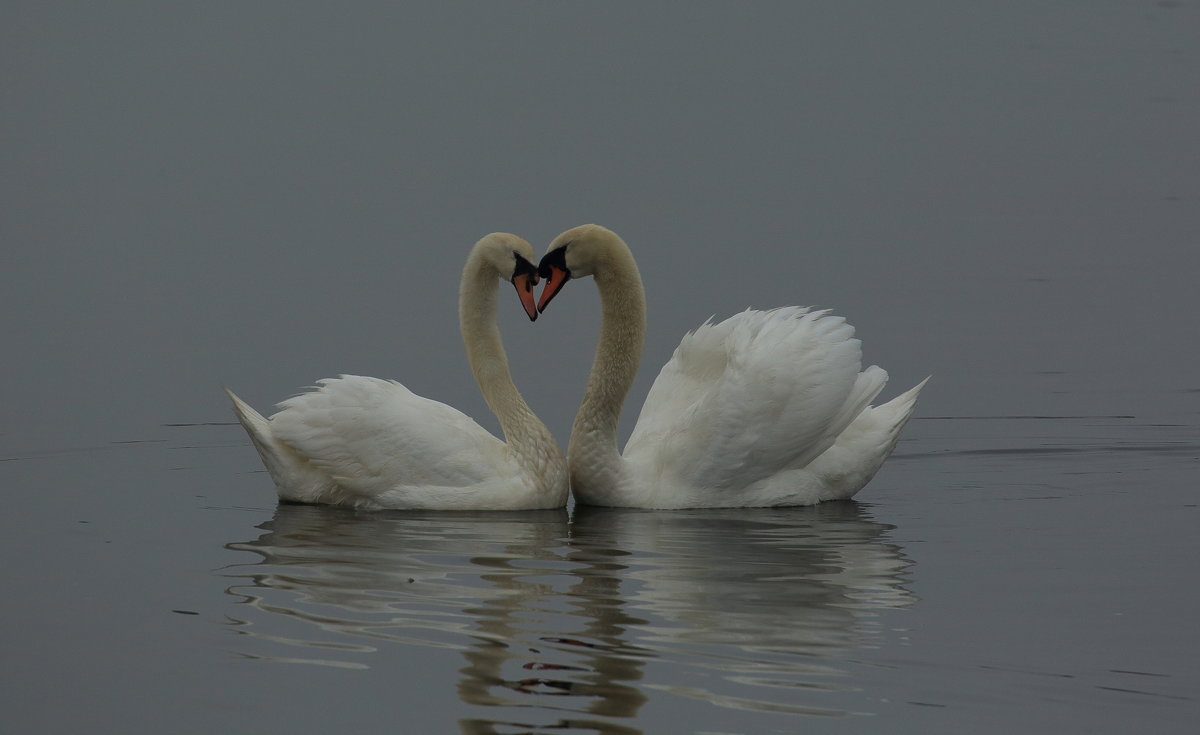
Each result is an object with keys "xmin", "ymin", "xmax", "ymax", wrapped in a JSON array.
[
  {"xmin": 3, "ymin": 2, "xmax": 1198, "ymax": 733},
  {"xmin": 3, "ymin": 409, "xmax": 1194, "ymax": 734}
]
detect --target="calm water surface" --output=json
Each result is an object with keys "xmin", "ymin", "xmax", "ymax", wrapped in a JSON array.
[
  {"xmin": 226, "ymin": 502, "xmax": 911, "ymax": 724},
  {"xmin": 3, "ymin": 405, "xmax": 1194, "ymax": 734}
]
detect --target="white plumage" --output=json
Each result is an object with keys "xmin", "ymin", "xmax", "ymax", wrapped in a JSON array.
[
  {"xmin": 226, "ymin": 233, "xmax": 567, "ymax": 511},
  {"xmin": 536, "ymin": 224, "xmax": 926, "ymax": 509}
]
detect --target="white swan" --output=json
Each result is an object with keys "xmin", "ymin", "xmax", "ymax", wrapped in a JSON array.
[
  {"xmin": 535, "ymin": 224, "xmax": 927, "ymax": 509},
  {"xmin": 225, "ymin": 233, "xmax": 567, "ymax": 510}
]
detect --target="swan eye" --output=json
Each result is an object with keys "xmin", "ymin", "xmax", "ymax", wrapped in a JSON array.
[
  {"xmin": 537, "ymin": 244, "xmax": 571, "ymax": 281},
  {"xmin": 512, "ymin": 252, "xmax": 539, "ymax": 284}
]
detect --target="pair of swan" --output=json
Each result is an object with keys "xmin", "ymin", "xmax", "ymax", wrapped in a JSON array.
[{"xmin": 227, "ymin": 225, "xmax": 926, "ymax": 510}]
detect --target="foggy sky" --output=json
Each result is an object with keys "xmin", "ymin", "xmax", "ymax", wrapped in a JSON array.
[{"xmin": 4, "ymin": 2, "xmax": 1197, "ymax": 452}]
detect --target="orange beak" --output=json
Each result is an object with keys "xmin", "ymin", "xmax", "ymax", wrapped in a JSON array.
[
  {"xmin": 537, "ymin": 264, "xmax": 570, "ymax": 313},
  {"xmin": 512, "ymin": 272, "xmax": 539, "ymax": 321}
]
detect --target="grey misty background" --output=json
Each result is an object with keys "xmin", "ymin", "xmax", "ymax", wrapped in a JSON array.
[{"xmin": 4, "ymin": 2, "xmax": 1197, "ymax": 456}]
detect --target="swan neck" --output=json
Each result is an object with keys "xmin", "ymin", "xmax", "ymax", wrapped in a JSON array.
[
  {"xmin": 459, "ymin": 262, "xmax": 545, "ymax": 454},
  {"xmin": 571, "ymin": 242, "xmax": 646, "ymax": 475}
]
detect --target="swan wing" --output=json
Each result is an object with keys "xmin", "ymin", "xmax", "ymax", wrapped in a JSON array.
[
  {"xmin": 625, "ymin": 308, "xmax": 884, "ymax": 493},
  {"xmin": 807, "ymin": 376, "xmax": 928, "ymax": 498},
  {"xmin": 624, "ymin": 311, "xmax": 757, "ymax": 447},
  {"xmin": 266, "ymin": 375, "xmax": 516, "ymax": 506}
]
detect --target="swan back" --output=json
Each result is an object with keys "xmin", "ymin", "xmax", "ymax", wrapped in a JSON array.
[
  {"xmin": 267, "ymin": 376, "xmax": 551, "ymax": 510},
  {"xmin": 624, "ymin": 308, "xmax": 879, "ymax": 500}
]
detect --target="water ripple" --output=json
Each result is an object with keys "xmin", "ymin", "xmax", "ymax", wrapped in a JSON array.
[{"xmin": 222, "ymin": 501, "xmax": 914, "ymax": 732}]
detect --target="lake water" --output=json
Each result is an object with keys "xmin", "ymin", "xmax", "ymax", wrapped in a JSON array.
[
  {"xmin": 4, "ymin": 406, "xmax": 1195, "ymax": 733},
  {"xmin": 3, "ymin": 3, "xmax": 1197, "ymax": 734}
]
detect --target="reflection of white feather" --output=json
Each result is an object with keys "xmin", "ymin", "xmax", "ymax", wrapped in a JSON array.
[
  {"xmin": 539, "ymin": 225, "xmax": 927, "ymax": 508},
  {"xmin": 224, "ymin": 506, "xmax": 573, "ymax": 674},
  {"xmin": 572, "ymin": 506, "xmax": 914, "ymax": 656},
  {"xmin": 225, "ymin": 503, "xmax": 912, "ymax": 716},
  {"xmin": 225, "ymin": 234, "xmax": 566, "ymax": 510}
]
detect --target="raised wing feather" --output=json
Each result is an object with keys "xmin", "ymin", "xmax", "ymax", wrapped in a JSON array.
[
  {"xmin": 624, "ymin": 308, "xmax": 883, "ymax": 492},
  {"xmin": 268, "ymin": 375, "xmax": 511, "ymax": 502}
]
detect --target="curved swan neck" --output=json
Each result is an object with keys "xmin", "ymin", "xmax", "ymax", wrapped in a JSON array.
[
  {"xmin": 570, "ymin": 236, "xmax": 646, "ymax": 470},
  {"xmin": 458, "ymin": 256, "xmax": 547, "ymax": 454}
]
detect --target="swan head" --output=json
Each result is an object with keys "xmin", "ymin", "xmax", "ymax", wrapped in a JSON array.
[
  {"xmin": 474, "ymin": 232, "xmax": 541, "ymax": 321},
  {"xmin": 536, "ymin": 224, "xmax": 626, "ymax": 312}
]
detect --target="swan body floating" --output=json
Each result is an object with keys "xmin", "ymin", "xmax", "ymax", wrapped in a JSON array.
[
  {"xmin": 226, "ymin": 233, "xmax": 567, "ymax": 510},
  {"xmin": 536, "ymin": 224, "xmax": 926, "ymax": 509}
]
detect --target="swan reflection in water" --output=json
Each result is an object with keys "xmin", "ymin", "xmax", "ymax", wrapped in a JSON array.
[{"xmin": 224, "ymin": 501, "xmax": 913, "ymax": 732}]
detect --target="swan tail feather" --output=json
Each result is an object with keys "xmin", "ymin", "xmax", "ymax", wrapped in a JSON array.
[
  {"xmin": 879, "ymin": 375, "xmax": 929, "ymax": 434},
  {"xmin": 224, "ymin": 387, "xmax": 338, "ymax": 503},
  {"xmin": 821, "ymin": 364, "xmax": 889, "ymax": 452},
  {"xmin": 810, "ymin": 376, "xmax": 929, "ymax": 499}
]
